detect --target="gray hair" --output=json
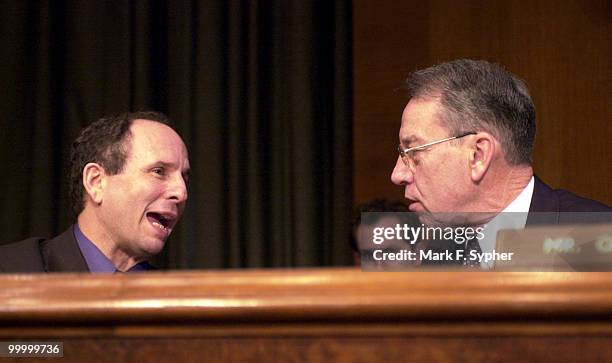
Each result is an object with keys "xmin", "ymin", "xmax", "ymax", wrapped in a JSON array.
[{"xmin": 404, "ymin": 59, "xmax": 536, "ymax": 165}]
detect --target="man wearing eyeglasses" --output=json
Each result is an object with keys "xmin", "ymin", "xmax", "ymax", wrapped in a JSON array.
[{"xmin": 390, "ymin": 59, "xmax": 610, "ymax": 267}]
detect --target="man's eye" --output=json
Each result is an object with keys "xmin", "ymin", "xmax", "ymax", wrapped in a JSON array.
[
  {"xmin": 412, "ymin": 149, "xmax": 425, "ymax": 158},
  {"xmin": 152, "ymin": 168, "xmax": 165, "ymax": 175}
]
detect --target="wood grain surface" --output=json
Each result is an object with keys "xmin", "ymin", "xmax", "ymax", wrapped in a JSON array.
[{"xmin": 1, "ymin": 269, "xmax": 611, "ymax": 362}]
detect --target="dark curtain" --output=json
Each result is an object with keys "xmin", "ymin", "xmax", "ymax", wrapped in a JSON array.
[{"xmin": 0, "ymin": 1, "xmax": 353, "ymax": 268}]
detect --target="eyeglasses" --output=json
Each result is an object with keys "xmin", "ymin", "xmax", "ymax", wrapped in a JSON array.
[{"xmin": 398, "ymin": 131, "xmax": 476, "ymax": 169}]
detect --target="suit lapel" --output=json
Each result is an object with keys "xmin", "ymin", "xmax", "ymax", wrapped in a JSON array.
[
  {"xmin": 526, "ymin": 176, "xmax": 560, "ymax": 226},
  {"xmin": 40, "ymin": 226, "xmax": 90, "ymax": 272}
]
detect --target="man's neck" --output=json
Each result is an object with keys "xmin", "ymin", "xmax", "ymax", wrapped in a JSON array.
[
  {"xmin": 471, "ymin": 165, "xmax": 534, "ymax": 214},
  {"xmin": 77, "ymin": 210, "xmax": 143, "ymax": 271}
]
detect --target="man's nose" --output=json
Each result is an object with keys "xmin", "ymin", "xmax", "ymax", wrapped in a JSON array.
[
  {"xmin": 391, "ymin": 156, "xmax": 413, "ymax": 185},
  {"xmin": 168, "ymin": 174, "xmax": 188, "ymax": 203}
]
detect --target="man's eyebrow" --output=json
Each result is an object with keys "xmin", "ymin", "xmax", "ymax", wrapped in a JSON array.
[
  {"xmin": 400, "ymin": 135, "xmax": 423, "ymax": 147},
  {"xmin": 147, "ymin": 161, "xmax": 186, "ymax": 171},
  {"xmin": 150, "ymin": 161, "xmax": 176, "ymax": 168}
]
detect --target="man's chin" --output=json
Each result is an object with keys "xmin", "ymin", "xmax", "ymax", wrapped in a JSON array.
[
  {"xmin": 416, "ymin": 212, "xmax": 437, "ymax": 226},
  {"xmin": 409, "ymin": 206, "xmax": 453, "ymax": 227},
  {"xmin": 138, "ymin": 236, "xmax": 167, "ymax": 257},
  {"xmin": 416, "ymin": 211, "xmax": 491, "ymax": 227},
  {"xmin": 409, "ymin": 204, "xmax": 437, "ymax": 226}
]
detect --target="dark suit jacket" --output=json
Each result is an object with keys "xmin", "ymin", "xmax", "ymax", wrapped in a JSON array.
[
  {"xmin": 526, "ymin": 176, "xmax": 611, "ymax": 225},
  {"xmin": 0, "ymin": 226, "xmax": 89, "ymax": 273},
  {"xmin": 419, "ymin": 176, "xmax": 610, "ymax": 265}
]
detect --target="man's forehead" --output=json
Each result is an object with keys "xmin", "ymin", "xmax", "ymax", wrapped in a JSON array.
[
  {"xmin": 131, "ymin": 119, "xmax": 177, "ymax": 136},
  {"xmin": 128, "ymin": 119, "xmax": 189, "ymax": 163},
  {"xmin": 399, "ymin": 98, "xmax": 446, "ymax": 145},
  {"xmin": 130, "ymin": 119, "xmax": 183, "ymax": 144}
]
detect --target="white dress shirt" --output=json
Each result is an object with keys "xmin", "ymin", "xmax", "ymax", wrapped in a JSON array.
[{"xmin": 478, "ymin": 176, "xmax": 535, "ymax": 269}]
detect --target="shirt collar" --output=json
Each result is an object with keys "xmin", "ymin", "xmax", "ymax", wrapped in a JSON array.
[
  {"xmin": 74, "ymin": 224, "xmax": 150, "ymax": 273},
  {"xmin": 478, "ymin": 176, "xmax": 535, "ymax": 268},
  {"xmin": 501, "ymin": 176, "xmax": 535, "ymax": 214}
]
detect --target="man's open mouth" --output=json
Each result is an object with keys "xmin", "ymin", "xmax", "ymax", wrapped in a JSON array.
[{"xmin": 146, "ymin": 212, "xmax": 175, "ymax": 232}]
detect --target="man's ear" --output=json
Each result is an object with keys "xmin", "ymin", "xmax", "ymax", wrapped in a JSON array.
[
  {"xmin": 82, "ymin": 163, "xmax": 106, "ymax": 205},
  {"xmin": 469, "ymin": 132, "xmax": 496, "ymax": 182}
]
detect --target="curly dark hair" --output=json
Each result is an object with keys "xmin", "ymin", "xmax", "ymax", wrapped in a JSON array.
[{"xmin": 69, "ymin": 111, "xmax": 171, "ymax": 217}]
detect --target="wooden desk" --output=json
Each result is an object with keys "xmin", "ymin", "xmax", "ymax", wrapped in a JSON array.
[{"xmin": 1, "ymin": 269, "xmax": 611, "ymax": 362}]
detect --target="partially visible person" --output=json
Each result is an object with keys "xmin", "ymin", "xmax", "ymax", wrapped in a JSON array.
[
  {"xmin": 391, "ymin": 59, "xmax": 610, "ymax": 267},
  {"xmin": 350, "ymin": 199, "xmax": 417, "ymax": 266},
  {"xmin": 0, "ymin": 111, "xmax": 190, "ymax": 273}
]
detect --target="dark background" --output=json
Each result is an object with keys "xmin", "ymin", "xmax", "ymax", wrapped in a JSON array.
[
  {"xmin": 1, "ymin": 0, "xmax": 610, "ymax": 269},
  {"xmin": 354, "ymin": 0, "xmax": 611, "ymax": 207},
  {"xmin": 0, "ymin": 1, "xmax": 353, "ymax": 268}
]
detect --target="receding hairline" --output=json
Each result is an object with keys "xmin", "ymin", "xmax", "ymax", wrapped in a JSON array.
[
  {"xmin": 128, "ymin": 118, "xmax": 185, "ymax": 144},
  {"xmin": 126, "ymin": 118, "xmax": 190, "ymax": 162},
  {"xmin": 131, "ymin": 117, "xmax": 178, "ymax": 130}
]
